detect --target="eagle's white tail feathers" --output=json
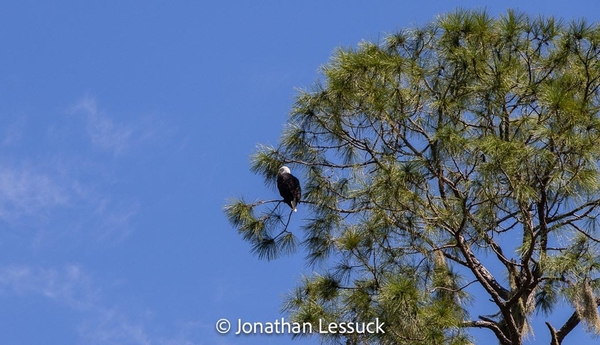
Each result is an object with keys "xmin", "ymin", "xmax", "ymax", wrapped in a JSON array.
[{"xmin": 292, "ymin": 201, "xmax": 297, "ymax": 212}]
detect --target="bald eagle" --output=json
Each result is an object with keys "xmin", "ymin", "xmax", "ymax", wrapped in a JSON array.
[{"xmin": 277, "ymin": 166, "xmax": 301, "ymax": 212}]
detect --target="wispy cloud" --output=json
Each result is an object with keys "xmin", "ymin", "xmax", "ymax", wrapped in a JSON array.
[
  {"xmin": 0, "ymin": 95, "xmax": 157, "ymax": 244},
  {"xmin": 0, "ymin": 264, "xmax": 203, "ymax": 345},
  {"xmin": 0, "ymin": 164, "xmax": 69, "ymax": 223},
  {"xmin": 0, "ymin": 158, "xmax": 139, "ymax": 246},
  {"xmin": 92, "ymin": 198, "xmax": 140, "ymax": 243},
  {"xmin": 78, "ymin": 308, "xmax": 152, "ymax": 345},
  {"xmin": 68, "ymin": 95, "xmax": 164, "ymax": 156},
  {"xmin": 0, "ymin": 96, "xmax": 191, "ymax": 343},
  {"xmin": 0, "ymin": 264, "xmax": 146, "ymax": 344},
  {"xmin": 0, "ymin": 264, "xmax": 97, "ymax": 309}
]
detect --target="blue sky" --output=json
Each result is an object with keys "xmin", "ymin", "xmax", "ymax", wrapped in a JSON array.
[{"xmin": 1, "ymin": 1, "xmax": 599, "ymax": 344}]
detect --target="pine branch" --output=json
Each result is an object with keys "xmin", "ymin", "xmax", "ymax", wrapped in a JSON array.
[
  {"xmin": 456, "ymin": 232, "xmax": 510, "ymax": 300},
  {"xmin": 548, "ymin": 297, "xmax": 600, "ymax": 345},
  {"xmin": 463, "ymin": 319, "xmax": 512, "ymax": 345}
]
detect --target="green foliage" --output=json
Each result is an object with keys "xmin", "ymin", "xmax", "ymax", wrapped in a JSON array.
[{"xmin": 225, "ymin": 9, "xmax": 600, "ymax": 345}]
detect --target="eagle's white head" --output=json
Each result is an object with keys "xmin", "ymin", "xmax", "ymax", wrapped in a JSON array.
[{"xmin": 279, "ymin": 166, "xmax": 291, "ymax": 175}]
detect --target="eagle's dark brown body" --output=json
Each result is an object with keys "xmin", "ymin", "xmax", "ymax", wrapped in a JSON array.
[{"xmin": 277, "ymin": 166, "xmax": 301, "ymax": 212}]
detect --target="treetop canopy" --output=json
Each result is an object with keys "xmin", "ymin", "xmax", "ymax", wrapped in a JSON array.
[{"xmin": 226, "ymin": 9, "xmax": 600, "ymax": 345}]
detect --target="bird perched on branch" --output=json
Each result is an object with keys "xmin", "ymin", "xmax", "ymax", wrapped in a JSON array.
[{"xmin": 277, "ymin": 166, "xmax": 301, "ymax": 212}]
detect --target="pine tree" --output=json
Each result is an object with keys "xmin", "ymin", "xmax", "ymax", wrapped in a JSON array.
[{"xmin": 225, "ymin": 9, "xmax": 600, "ymax": 345}]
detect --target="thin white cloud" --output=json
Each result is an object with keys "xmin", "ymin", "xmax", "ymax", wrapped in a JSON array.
[
  {"xmin": 94, "ymin": 198, "xmax": 140, "ymax": 243},
  {"xmin": 68, "ymin": 95, "xmax": 166, "ymax": 156},
  {"xmin": 0, "ymin": 264, "xmax": 97, "ymax": 309},
  {"xmin": 0, "ymin": 165, "xmax": 69, "ymax": 223},
  {"xmin": 78, "ymin": 308, "xmax": 152, "ymax": 345},
  {"xmin": 0, "ymin": 98, "xmax": 147, "ymax": 244},
  {"xmin": 0, "ymin": 264, "xmax": 203, "ymax": 345},
  {"xmin": 0, "ymin": 264, "xmax": 145, "ymax": 344},
  {"xmin": 69, "ymin": 96, "xmax": 135, "ymax": 155},
  {"xmin": 0, "ymin": 159, "xmax": 139, "ymax": 246},
  {"xmin": 0, "ymin": 97, "xmax": 190, "ymax": 342}
]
